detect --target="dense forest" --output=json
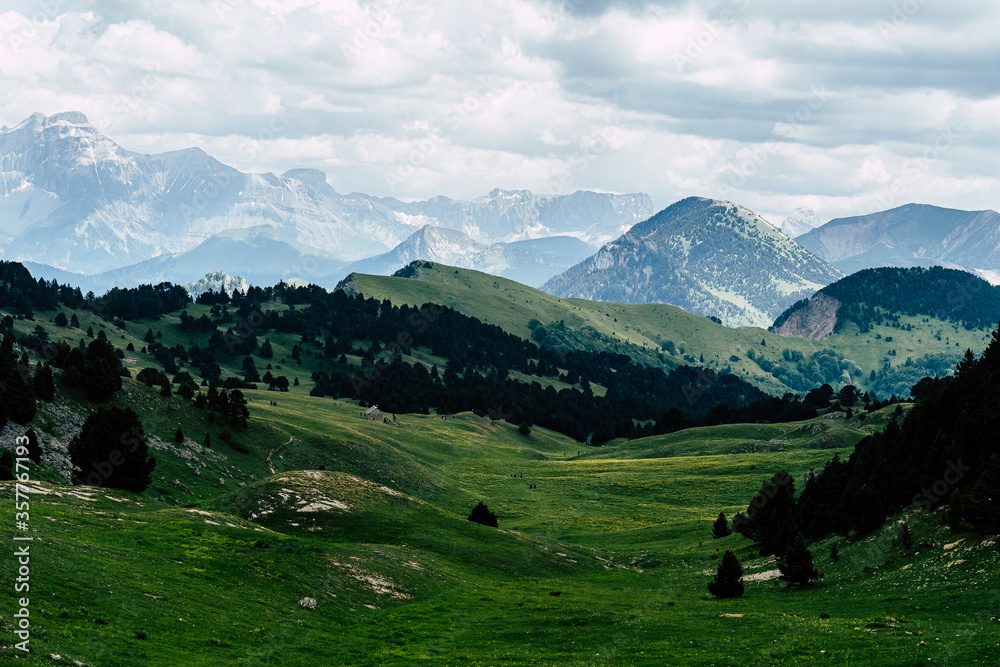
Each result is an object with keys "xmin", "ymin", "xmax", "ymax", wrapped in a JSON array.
[
  {"xmin": 0, "ymin": 261, "xmax": 821, "ymax": 445},
  {"xmin": 772, "ymin": 266, "xmax": 1000, "ymax": 333},
  {"xmin": 737, "ymin": 334, "xmax": 1000, "ymax": 556}
]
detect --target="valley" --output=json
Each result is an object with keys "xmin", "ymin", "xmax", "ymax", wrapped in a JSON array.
[{"xmin": 1, "ymin": 269, "xmax": 998, "ymax": 665}]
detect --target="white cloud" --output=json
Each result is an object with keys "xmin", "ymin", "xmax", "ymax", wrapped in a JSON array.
[{"xmin": 0, "ymin": 0, "xmax": 997, "ymax": 223}]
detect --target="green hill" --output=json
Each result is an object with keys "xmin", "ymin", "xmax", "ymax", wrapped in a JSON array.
[{"xmin": 339, "ymin": 261, "xmax": 993, "ymax": 398}]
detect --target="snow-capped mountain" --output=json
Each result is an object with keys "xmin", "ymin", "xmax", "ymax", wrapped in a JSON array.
[
  {"xmin": 779, "ymin": 207, "xmax": 823, "ymax": 238},
  {"xmin": 0, "ymin": 112, "xmax": 654, "ymax": 277},
  {"xmin": 794, "ymin": 203, "xmax": 1000, "ymax": 277},
  {"xmin": 347, "ymin": 225, "xmax": 596, "ymax": 287},
  {"xmin": 542, "ymin": 197, "xmax": 843, "ymax": 327}
]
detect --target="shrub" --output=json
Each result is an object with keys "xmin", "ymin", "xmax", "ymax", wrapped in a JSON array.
[{"xmin": 467, "ymin": 501, "xmax": 498, "ymax": 528}]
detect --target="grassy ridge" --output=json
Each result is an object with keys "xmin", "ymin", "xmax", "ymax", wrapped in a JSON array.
[{"xmin": 340, "ymin": 262, "xmax": 993, "ymax": 397}]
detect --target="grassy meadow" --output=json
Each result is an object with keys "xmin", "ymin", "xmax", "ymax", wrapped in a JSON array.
[{"xmin": 0, "ymin": 299, "xmax": 998, "ymax": 666}]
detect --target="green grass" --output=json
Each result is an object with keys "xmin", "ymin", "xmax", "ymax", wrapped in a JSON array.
[
  {"xmin": 2, "ymin": 303, "xmax": 998, "ymax": 665},
  {"xmin": 341, "ymin": 263, "xmax": 993, "ymax": 396}
]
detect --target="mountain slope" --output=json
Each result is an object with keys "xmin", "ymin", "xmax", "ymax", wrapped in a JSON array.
[
  {"xmin": 542, "ymin": 197, "xmax": 843, "ymax": 327},
  {"xmin": 795, "ymin": 203, "xmax": 1000, "ymax": 276}
]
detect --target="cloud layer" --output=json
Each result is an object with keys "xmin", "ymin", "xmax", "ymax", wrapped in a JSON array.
[{"xmin": 1, "ymin": 0, "xmax": 997, "ymax": 223}]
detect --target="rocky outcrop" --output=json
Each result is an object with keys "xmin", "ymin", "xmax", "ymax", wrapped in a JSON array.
[{"xmin": 770, "ymin": 293, "xmax": 841, "ymax": 340}]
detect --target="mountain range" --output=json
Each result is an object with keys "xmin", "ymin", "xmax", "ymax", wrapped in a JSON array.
[
  {"xmin": 541, "ymin": 197, "xmax": 843, "ymax": 327},
  {"xmin": 0, "ymin": 111, "xmax": 653, "ymax": 276},
  {"xmin": 794, "ymin": 203, "xmax": 1000, "ymax": 281}
]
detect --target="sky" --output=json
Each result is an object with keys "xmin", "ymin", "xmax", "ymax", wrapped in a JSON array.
[{"xmin": 0, "ymin": 0, "xmax": 998, "ymax": 224}]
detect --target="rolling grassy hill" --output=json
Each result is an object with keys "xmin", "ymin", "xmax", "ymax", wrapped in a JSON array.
[
  {"xmin": 2, "ymin": 298, "xmax": 999, "ymax": 665},
  {"xmin": 338, "ymin": 261, "xmax": 993, "ymax": 398}
]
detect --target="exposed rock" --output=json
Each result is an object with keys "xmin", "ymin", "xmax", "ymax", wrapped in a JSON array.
[{"xmin": 770, "ymin": 293, "xmax": 841, "ymax": 341}]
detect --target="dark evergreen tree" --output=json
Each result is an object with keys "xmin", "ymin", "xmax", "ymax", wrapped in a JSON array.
[
  {"xmin": 0, "ymin": 449, "xmax": 14, "ymax": 480},
  {"xmin": 54, "ymin": 312, "xmax": 68, "ymax": 327},
  {"xmin": 33, "ymin": 362, "xmax": 55, "ymax": 402},
  {"xmin": 712, "ymin": 512, "xmax": 731, "ymax": 539},
  {"xmin": 708, "ymin": 550, "xmax": 744, "ymax": 598},
  {"xmin": 25, "ymin": 428, "xmax": 43, "ymax": 464},
  {"xmin": 83, "ymin": 339, "xmax": 124, "ymax": 403},
  {"xmin": 777, "ymin": 533, "xmax": 821, "ymax": 585},
  {"xmin": 4, "ymin": 359, "xmax": 37, "ymax": 424},
  {"xmin": 467, "ymin": 501, "xmax": 498, "ymax": 528},
  {"xmin": 174, "ymin": 427, "xmax": 184, "ymax": 443},
  {"xmin": 68, "ymin": 406, "xmax": 156, "ymax": 493},
  {"xmin": 259, "ymin": 338, "xmax": 274, "ymax": 358}
]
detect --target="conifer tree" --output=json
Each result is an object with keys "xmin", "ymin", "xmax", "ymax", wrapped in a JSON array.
[
  {"xmin": 708, "ymin": 550, "xmax": 744, "ymax": 598},
  {"xmin": 25, "ymin": 428, "xmax": 43, "ymax": 464},
  {"xmin": 69, "ymin": 406, "xmax": 156, "ymax": 493},
  {"xmin": 712, "ymin": 512, "xmax": 731, "ymax": 539},
  {"xmin": 33, "ymin": 361, "xmax": 55, "ymax": 402},
  {"xmin": 778, "ymin": 533, "xmax": 821, "ymax": 585}
]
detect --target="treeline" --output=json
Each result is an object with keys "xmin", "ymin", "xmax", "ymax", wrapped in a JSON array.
[
  {"xmin": 0, "ymin": 260, "xmax": 190, "ymax": 321},
  {"xmin": 736, "ymin": 334, "xmax": 1000, "ymax": 554}
]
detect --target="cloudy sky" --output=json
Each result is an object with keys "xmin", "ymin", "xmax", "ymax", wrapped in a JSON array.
[{"xmin": 1, "ymin": 0, "xmax": 997, "ymax": 223}]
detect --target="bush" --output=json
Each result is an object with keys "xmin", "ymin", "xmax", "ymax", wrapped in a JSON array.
[{"xmin": 467, "ymin": 501, "xmax": 498, "ymax": 528}]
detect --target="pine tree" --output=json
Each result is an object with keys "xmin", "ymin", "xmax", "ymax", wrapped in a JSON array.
[
  {"xmin": 259, "ymin": 338, "xmax": 274, "ymax": 359},
  {"xmin": 33, "ymin": 361, "xmax": 55, "ymax": 402},
  {"xmin": 829, "ymin": 544, "xmax": 840, "ymax": 562},
  {"xmin": 778, "ymin": 533, "xmax": 821, "ymax": 585},
  {"xmin": 54, "ymin": 312, "xmax": 68, "ymax": 327},
  {"xmin": 0, "ymin": 450, "xmax": 14, "ymax": 480},
  {"xmin": 25, "ymin": 428, "xmax": 43, "ymax": 464},
  {"xmin": 708, "ymin": 550, "xmax": 744, "ymax": 598},
  {"xmin": 712, "ymin": 512, "xmax": 731, "ymax": 539},
  {"xmin": 467, "ymin": 501, "xmax": 498, "ymax": 528},
  {"xmin": 174, "ymin": 428, "xmax": 184, "ymax": 443},
  {"xmin": 69, "ymin": 406, "xmax": 156, "ymax": 492}
]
